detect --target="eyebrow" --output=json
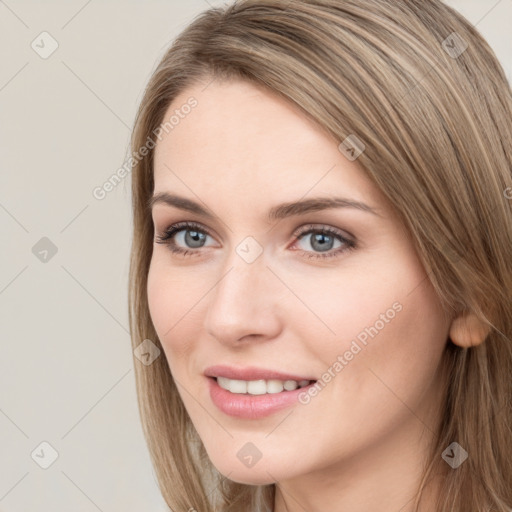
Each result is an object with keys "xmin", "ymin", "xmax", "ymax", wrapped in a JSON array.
[{"xmin": 148, "ymin": 192, "xmax": 381, "ymax": 221}]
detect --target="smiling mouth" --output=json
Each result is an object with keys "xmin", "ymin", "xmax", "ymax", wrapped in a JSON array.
[{"xmin": 212, "ymin": 376, "xmax": 316, "ymax": 395}]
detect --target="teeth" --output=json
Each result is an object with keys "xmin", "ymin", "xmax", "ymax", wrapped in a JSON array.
[
  {"xmin": 267, "ymin": 380, "xmax": 284, "ymax": 393},
  {"xmin": 216, "ymin": 377, "xmax": 312, "ymax": 395},
  {"xmin": 247, "ymin": 380, "xmax": 267, "ymax": 395},
  {"xmin": 229, "ymin": 379, "xmax": 247, "ymax": 394},
  {"xmin": 284, "ymin": 380, "xmax": 298, "ymax": 391}
]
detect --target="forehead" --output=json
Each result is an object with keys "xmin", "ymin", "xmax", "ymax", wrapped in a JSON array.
[{"xmin": 152, "ymin": 79, "xmax": 386, "ymax": 215}]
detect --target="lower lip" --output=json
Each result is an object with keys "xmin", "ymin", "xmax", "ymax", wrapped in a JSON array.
[{"xmin": 207, "ymin": 377, "xmax": 316, "ymax": 419}]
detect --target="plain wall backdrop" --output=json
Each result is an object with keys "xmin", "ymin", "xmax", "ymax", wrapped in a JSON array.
[{"xmin": 0, "ymin": 0, "xmax": 510, "ymax": 510}]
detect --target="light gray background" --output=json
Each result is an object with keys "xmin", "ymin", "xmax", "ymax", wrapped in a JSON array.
[{"xmin": 0, "ymin": 1, "xmax": 510, "ymax": 510}]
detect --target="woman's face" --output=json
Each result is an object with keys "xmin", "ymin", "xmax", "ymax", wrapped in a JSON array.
[{"xmin": 148, "ymin": 78, "xmax": 451, "ymax": 486}]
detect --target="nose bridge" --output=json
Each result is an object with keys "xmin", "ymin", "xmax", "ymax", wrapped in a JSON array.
[
  {"xmin": 204, "ymin": 243, "xmax": 281, "ymax": 343},
  {"xmin": 214, "ymin": 235, "xmax": 270, "ymax": 303}
]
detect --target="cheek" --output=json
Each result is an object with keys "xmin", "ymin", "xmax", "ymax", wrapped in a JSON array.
[
  {"xmin": 281, "ymin": 259, "xmax": 405, "ymax": 355},
  {"xmin": 146, "ymin": 259, "xmax": 202, "ymax": 363},
  {"xmin": 289, "ymin": 251, "xmax": 449, "ymax": 387}
]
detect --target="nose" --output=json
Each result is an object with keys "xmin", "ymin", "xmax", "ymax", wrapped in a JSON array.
[{"xmin": 204, "ymin": 248, "xmax": 283, "ymax": 346}]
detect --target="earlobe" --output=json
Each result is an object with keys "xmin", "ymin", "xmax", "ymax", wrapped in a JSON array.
[{"xmin": 449, "ymin": 311, "xmax": 491, "ymax": 347}]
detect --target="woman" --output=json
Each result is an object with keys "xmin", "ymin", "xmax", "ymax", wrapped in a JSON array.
[{"xmin": 128, "ymin": 1, "xmax": 512, "ymax": 510}]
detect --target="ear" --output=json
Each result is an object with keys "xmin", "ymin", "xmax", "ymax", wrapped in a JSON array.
[{"xmin": 449, "ymin": 311, "xmax": 491, "ymax": 348}]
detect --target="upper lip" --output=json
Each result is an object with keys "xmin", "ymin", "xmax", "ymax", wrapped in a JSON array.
[{"xmin": 204, "ymin": 365, "xmax": 317, "ymax": 382}]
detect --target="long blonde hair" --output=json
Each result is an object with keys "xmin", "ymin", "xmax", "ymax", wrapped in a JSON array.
[{"xmin": 128, "ymin": 1, "xmax": 512, "ymax": 510}]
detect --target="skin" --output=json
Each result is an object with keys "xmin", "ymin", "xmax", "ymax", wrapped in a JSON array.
[{"xmin": 147, "ymin": 77, "xmax": 464, "ymax": 511}]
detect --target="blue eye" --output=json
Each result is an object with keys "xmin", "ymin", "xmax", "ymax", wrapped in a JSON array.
[
  {"xmin": 292, "ymin": 225, "xmax": 356, "ymax": 259},
  {"xmin": 154, "ymin": 221, "xmax": 215, "ymax": 258},
  {"xmin": 154, "ymin": 222, "xmax": 356, "ymax": 260}
]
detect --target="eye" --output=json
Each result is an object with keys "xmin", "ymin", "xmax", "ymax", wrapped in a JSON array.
[
  {"xmin": 154, "ymin": 221, "xmax": 356, "ymax": 260},
  {"xmin": 290, "ymin": 224, "xmax": 356, "ymax": 260},
  {"xmin": 154, "ymin": 221, "xmax": 216, "ymax": 257}
]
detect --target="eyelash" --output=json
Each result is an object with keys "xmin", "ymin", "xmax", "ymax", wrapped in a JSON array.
[{"xmin": 154, "ymin": 221, "xmax": 356, "ymax": 260}]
